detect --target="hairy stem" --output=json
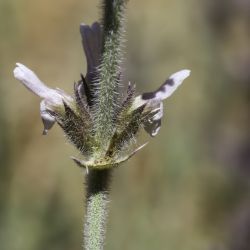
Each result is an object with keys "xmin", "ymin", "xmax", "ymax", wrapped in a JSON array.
[
  {"xmin": 94, "ymin": 0, "xmax": 126, "ymax": 146},
  {"xmin": 84, "ymin": 169, "xmax": 112, "ymax": 250},
  {"xmin": 83, "ymin": 1, "xmax": 127, "ymax": 249}
]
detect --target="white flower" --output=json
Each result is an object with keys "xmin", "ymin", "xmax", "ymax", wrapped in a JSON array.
[
  {"xmin": 131, "ymin": 69, "xmax": 191, "ymax": 136},
  {"xmin": 14, "ymin": 63, "xmax": 73, "ymax": 134}
]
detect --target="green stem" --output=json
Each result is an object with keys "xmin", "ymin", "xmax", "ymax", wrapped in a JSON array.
[
  {"xmin": 94, "ymin": 0, "xmax": 126, "ymax": 146},
  {"xmin": 83, "ymin": 1, "xmax": 127, "ymax": 249},
  {"xmin": 84, "ymin": 169, "xmax": 112, "ymax": 250}
]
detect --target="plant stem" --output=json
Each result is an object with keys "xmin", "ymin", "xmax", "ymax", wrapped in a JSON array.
[
  {"xmin": 84, "ymin": 1, "xmax": 127, "ymax": 249},
  {"xmin": 83, "ymin": 169, "xmax": 112, "ymax": 250},
  {"xmin": 94, "ymin": 0, "xmax": 126, "ymax": 145}
]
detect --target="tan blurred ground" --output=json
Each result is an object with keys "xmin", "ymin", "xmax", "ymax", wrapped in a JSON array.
[{"xmin": 0, "ymin": 0, "xmax": 249, "ymax": 249}]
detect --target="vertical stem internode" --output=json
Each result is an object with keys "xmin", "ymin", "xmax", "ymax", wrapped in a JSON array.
[
  {"xmin": 84, "ymin": 169, "xmax": 112, "ymax": 250},
  {"xmin": 94, "ymin": 0, "xmax": 126, "ymax": 146}
]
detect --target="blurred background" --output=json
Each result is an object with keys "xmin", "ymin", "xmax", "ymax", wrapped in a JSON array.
[{"xmin": 0, "ymin": 0, "xmax": 249, "ymax": 249}]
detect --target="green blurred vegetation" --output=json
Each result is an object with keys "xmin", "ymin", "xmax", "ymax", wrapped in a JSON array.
[{"xmin": 0, "ymin": 0, "xmax": 249, "ymax": 249}]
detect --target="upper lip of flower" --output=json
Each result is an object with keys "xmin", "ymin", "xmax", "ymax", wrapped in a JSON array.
[
  {"xmin": 13, "ymin": 63, "xmax": 70, "ymax": 105},
  {"xmin": 130, "ymin": 69, "xmax": 190, "ymax": 137},
  {"xmin": 13, "ymin": 62, "xmax": 74, "ymax": 135}
]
